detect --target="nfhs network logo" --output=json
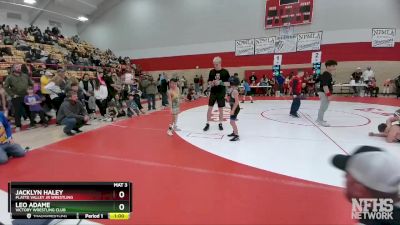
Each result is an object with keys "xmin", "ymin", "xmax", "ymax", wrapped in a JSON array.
[{"xmin": 352, "ymin": 198, "xmax": 394, "ymax": 220}]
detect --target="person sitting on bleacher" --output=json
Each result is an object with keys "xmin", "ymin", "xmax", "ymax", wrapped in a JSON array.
[
  {"xmin": 14, "ymin": 39, "xmax": 31, "ymax": 51},
  {"xmin": 45, "ymin": 54, "xmax": 59, "ymax": 70},
  {"xmin": 0, "ymin": 111, "xmax": 26, "ymax": 164}
]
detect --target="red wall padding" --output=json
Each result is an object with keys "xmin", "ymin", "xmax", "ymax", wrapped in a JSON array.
[{"xmin": 133, "ymin": 42, "xmax": 400, "ymax": 71}]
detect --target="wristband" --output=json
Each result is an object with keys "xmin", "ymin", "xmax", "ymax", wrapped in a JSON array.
[{"xmin": 326, "ymin": 92, "xmax": 331, "ymax": 97}]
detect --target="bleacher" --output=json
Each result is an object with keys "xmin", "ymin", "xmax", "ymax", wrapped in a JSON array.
[{"xmin": 0, "ymin": 26, "xmax": 134, "ymax": 81}]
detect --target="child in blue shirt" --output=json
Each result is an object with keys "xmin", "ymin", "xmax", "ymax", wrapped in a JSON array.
[
  {"xmin": 0, "ymin": 112, "xmax": 26, "ymax": 164},
  {"xmin": 241, "ymin": 80, "xmax": 253, "ymax": 103}
]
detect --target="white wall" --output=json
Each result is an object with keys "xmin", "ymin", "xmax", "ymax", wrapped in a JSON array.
[
  {"xmin": 80, "ymin": 0, "xmax": 400, "ymax": 59},
  {"xmin": 0, "ymin": 9, "xmax": 78, "ymax": 37}
]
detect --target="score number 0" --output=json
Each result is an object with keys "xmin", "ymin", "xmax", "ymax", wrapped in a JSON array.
[{"xmin": 118, "ymin": 190, "xmax": 127, "ymax": 211}]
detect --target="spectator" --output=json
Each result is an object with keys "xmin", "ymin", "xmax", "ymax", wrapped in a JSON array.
[
  {"xmin": 132, "ymin": 83, "xmax": 146, "ymax": 115},
  {"xmin": 258, "ymin": 77, "xmax": 269, "ymax": 96},
  {"xmin": 284, "ymin": 76, "xmax": 290, "ymax": 95},
  {"xmin": 362, "ymin": 66, "xmax": 375, "ymax": 83},
  {"xmin": 181, "ymin": 76, "xmax": 188, "ymax": 95},
  {"xmin": 4, "ymin": 64, "xmax": 33, "ymax": 131},
  {"xmin": 331, "ymin": 146, "xmax": 400, "ymax": 225},
  {"xmin": 79, "ymin": 74, "xmax": 94, "ymax": 112},
  {"xmin": 110, "ymin": 73, "xmax": 123, "ymax": 95},
  {"xmin": 160, "ymin": 73, "xmax": 169, "ymax": 108},
  {"xmin": 367, "ymin": 77, "xmax": 379, "ymax": 97},
  {"xmin": 126, "ymin": 93, "xmax": 140, "ymax": 117},
  {"xmin": 105, "ymin": 100, "xmax": 118, "ymax": 122},
  {"xmin": 199, "ymin": 75, "xmax": 204, "ymax": 92},
  {"xmin": 0, "ymin": 112, "xmax": 26, "ymax": 164},
  {"xmin": 65, "ymin": 78, "xmax": 85, "ymax": 103},
  {"xmin": 57, "ymin": 69, "xmax": 68, "ymax": 90},
  {"xmin": 194, "ymin": 75, "xmax": 200, "ymax": 95},
  {"xmin": 44, "ymin": 75, "xmax": 65, "ymax": 114},
  {"xmin": 56, "ymin": 91, "xmax": 89, "ymax": 136},
  {"xmin": 40, "ymin": 70, "xmax": 54, "ymax": 113},
  {"xmin": 94, "ymin": 79, "xmax": 108, "ymax": 118},
  {"xmin": 0, "ymin": 83, "xmax": 8, "ymax": 117},
  {"xmin": 383, "ymin": 78, "xmax": 392, "ymax": 96},
  {"xmin": 187, "ymin": 83, "xmax": 196, "ymax": 101},
  {"xmin": 111, "ymin": 93, "xmax": 126, "ymax": 118},
  {"xmin": 24, "ymin": 86, "xmax": 48, "ymax": 128},
  {"xmin": 250, "ymin": 72, "xmax": 257, "ymax": 85},
  {"xmin": 141, "ymin": 76, "xmax": 157, "ymax": 111},
  {"xmin": 395, "ymin": 75, "xmax": 400, "ymax": 99},
  {"xmin": 46, "ymin": 54, "xmax": 59, "ymax": 70},
  {"xmin": 351, "ymin": 67, "xmax": 363, "ymax": 95}
]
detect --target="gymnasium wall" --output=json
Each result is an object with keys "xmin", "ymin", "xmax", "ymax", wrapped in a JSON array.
[{"xmin": 79, "ymin": 0, "xmax": 400, "ymax": 88}]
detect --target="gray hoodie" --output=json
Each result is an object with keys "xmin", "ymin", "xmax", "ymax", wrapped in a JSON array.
[{"xmin": 56, "ymin": 98, "xmax": 88, "ymax": 123}]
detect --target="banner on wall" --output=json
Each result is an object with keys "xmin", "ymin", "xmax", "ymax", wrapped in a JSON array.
[
  {"xmin": 273, "ymin": 54, "xmax": 283, "ymax": 65},
  {"xmin": 311, "ymin": 51, "xmax": 322, "ymax": 64},
  {"xmin": 274, "ymin": 35, "xmax": 297, "ymax": 53},
  {"xmin": 235, "ymin": 39, "xmax": 255, "ymax": 56},
  {"xmin": 297, "ymin": 31, "xmax": 323, "ymax": 51},
  {"xmin": 255, "ymin": 37, "xmax": 276, "ymax": 55},
  {"xmin": 372, "ymin": 28, "xmax": 396, "ymax": 48}
]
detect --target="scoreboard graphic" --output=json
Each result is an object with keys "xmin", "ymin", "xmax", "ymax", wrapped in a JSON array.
[
  {"xmin": 8, "ymin": 182, "xmax": 132, "ymax": 220},
  {"xmin": 265, "ymin": 0, "xmax": 314, "ymax": 29}
]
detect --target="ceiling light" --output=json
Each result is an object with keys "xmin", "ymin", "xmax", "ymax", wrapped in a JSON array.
[
  {"xmin": 24, "ymin": 0, "xmax": 37, "ymax": 4},
  {"xmin": 77, "ymin": 16, "xmax": 89, "ymax": 22}
]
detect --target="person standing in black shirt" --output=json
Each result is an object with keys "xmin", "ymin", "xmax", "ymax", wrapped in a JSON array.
[
  {"xmin": 317, "ymin": 60, "xmax": 337, "ymax": 127},
  {"xmin": 203, "ymin": 57, "xmax": 230, "ymax": 131}
]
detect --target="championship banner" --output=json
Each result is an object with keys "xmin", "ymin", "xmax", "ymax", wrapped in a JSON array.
[
  {"xmin": 372, "ymin": 28, "xmax": 396, "ymax": 48},
  {"xmin": 274, "ymin": 35, "xmax": 297, "ymax": 53},
  {"xmin": 297, "ymin": 31, "xmax": 323, "ymax": 51},
  {"xmin": 255, "ymin": 37, "xmax": 276, "ymax": 55},
  {"xmin": 235, "ymin": 39, "xmax": 255, "ymax": 56}
]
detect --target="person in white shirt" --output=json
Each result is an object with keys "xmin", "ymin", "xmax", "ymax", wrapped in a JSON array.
[
  {"xmin": 362, "ymin": 67, "xmax": 374, "ymax": 83},
  {"xmin": 94, "ymin": 79, "xmax": 108, "ymax": 118},
  {"xmin": 124, "ymin": 69, "xmax": 134, "ymax": 85},
  {"xmin": 44, "ymin": 74, "xmax": 65, "ymax": 114}
]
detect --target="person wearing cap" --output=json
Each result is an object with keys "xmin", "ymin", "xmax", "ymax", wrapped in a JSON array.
[
  {"xmin": 4, "ymin": 64, "xmax": 34, "ymax": 131},
  {"xmin": 227, "ymin": 77, "xmax": 240, "ymax": 141},
  {"xmin": 369, "ymin": 110, "xmax": 400, "ymax": 143},
  {"xmin": 56, "ymin": 91, "xmax": 89, "ymax": 136},
  {"xmin": 332, "ymin": 146, "xmax": 400, "ymax": 225}
]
